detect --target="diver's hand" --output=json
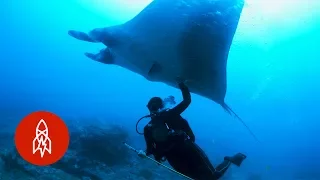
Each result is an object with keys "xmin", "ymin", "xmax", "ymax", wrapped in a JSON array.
[
  {"xmin": 176, "ymin": 76, "xmax": 193, "ymax": 85},
  {"xmin": 155, "ymin": 156, "xmax": 165, "ymax": 165},
  {"xmin": 176, "ymin": 76, "xmax": 187, "ymax": 84},
  {"xmin": 137, "ymin": 150, "xmax": 147, "ymax": 158}
]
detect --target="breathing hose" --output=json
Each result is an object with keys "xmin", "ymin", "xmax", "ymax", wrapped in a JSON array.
[{"xmin": 135, "ymin": 115, "xmax": 151, "ymax": 135}]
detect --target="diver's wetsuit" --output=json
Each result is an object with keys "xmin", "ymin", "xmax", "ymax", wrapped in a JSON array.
[{"xmin": 143, "ymin": 82, "xmax": 233, "ymax": 180}]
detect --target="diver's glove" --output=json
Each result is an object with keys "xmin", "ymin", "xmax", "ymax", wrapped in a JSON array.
[
  {"xmin": 176, "ymin": 76, "xmax": 186, "ymax": 85},
  {"xmin": 176, "ymin": 76, "xmax": 191, "ymax": 90},
  {"xmin": 138, "ymin": 150, "xmax": 147, "ymax": 158}
]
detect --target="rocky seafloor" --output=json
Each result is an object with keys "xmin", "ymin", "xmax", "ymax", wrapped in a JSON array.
[
  {"xmin": 1, "ymin": 117, "xmax": 314, "ymax": 180},
  {"xmin": 0, "ymin": 118, "xmax": 189, "ymax": 180}
]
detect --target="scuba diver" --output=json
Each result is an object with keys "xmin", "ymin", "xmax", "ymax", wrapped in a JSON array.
[{"xmin": 137, "ymin": 78, "xmax": 247, "ymax": 180}]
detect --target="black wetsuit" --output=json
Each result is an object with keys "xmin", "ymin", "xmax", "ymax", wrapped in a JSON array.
[{"xmin": 143, "ymin": 83, "xmax": 232, "ymax": 180}]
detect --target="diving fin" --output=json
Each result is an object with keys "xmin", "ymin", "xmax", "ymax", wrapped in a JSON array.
[{"xmin": 225, "ymin": 153, "xmax": 247, "ymax": 167}]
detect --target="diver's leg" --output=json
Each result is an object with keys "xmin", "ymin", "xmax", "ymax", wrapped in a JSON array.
[
  {"xmin": 189, "ymin": 142, "xmax": 216, "ymax": 171},
  {"xmin": 186, "ymin": 142, "xmax": 247, "ymax": 179},
  {"xmin": 166, "ymin": 146, "xmax": 195, "ymax": 179},
  {"xmin": 183, "ymin": 141, "xmax": 217, "ymax": 179},
  {"xmin": 212, "ymin": 159, "xmax": 232, "ymax": 179}
]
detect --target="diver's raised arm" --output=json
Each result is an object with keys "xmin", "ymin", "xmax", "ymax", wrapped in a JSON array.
[{"xmin": 169, "ymin": 80, "xmax": 191, "ymax": 115}]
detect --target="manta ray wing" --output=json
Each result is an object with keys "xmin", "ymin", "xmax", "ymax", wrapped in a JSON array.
[
  {"xmin": 112, "ymin": 0, "xmax": 258, "ymax": 140},
  {"xmin": 119, "ymin": 0, "xmax": 245, "ymax": 103},
  {"xmin": 69, "ymin": 0, "xmax": 258, "ymax": 141}
]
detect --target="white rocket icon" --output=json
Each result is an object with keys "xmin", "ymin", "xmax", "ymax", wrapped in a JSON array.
[{"xmin": 32, "ymin": 119, "xmax": 52, "ymax": 158}]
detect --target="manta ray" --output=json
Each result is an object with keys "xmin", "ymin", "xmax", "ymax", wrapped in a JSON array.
[{"xmin": 68, "ymin": 0, "xmax": 258, "ymax": 141}]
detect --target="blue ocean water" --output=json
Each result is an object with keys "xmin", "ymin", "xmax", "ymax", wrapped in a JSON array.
[{"xmin": 1, "ymin": 0, "xmax": 320, "ymax": 179}]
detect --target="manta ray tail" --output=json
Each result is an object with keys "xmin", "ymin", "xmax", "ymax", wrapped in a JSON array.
[{"xmin": 221, "ymin": 103, "xmax": 260, "ymax": 142}]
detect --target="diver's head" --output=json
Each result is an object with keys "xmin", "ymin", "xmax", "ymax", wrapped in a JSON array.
[{"xmin": 147, "ymin": 97, "xmax": 164, "ymax": 113}]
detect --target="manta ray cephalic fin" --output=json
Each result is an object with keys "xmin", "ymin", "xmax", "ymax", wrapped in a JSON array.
[{"xmin": 68, "ymin": 30, "xmax": 99, "ymax": 43}]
